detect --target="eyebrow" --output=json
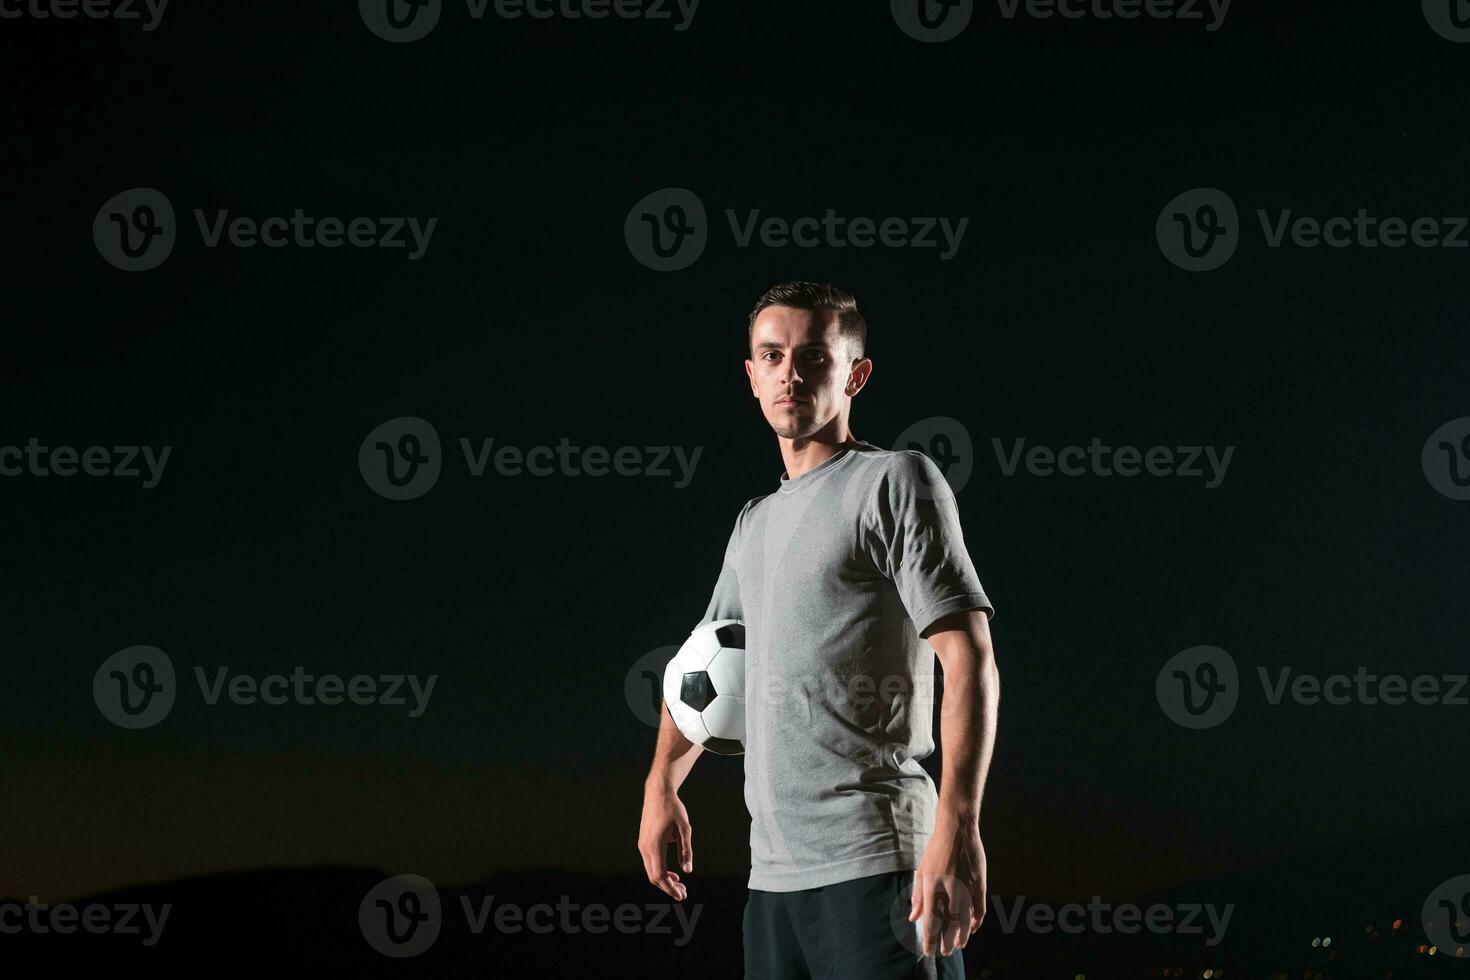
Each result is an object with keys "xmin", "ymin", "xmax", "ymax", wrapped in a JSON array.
[{"xmin": 753, "ymin": 341, "xmax": 833, "ymax": 351}]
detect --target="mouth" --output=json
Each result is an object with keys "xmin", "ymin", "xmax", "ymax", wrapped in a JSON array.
[{"xmin": 775, "ymin": 396, "xmax": 807, "ymax": 406}]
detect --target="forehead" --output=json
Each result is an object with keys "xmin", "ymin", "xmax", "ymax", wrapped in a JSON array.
[{"xmin": 750, "ymin": 305, "xmax": 841, "ymax": 347}]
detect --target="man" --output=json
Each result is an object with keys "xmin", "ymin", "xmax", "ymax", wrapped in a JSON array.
[{"xmin": 638, "ymin": 281, "xmax": 1000, "ymax": 979}]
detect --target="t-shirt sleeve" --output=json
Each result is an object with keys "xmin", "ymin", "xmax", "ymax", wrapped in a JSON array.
[
  {"xmin": 861, "ymin": 451, "xmax": 994, "ymax": 636},
  {"xmin": 693, "ymin": 499, "xmax": 750, "ymax": 631}
]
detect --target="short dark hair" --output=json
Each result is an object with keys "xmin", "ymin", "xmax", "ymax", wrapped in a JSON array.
[{"xmin": 746, "ymin": 281, "xmax": 867, "ymax": 360}]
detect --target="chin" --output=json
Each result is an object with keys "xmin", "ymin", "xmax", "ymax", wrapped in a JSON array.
[{"xmin": 767, "ymin": 415, "xmax": 819, "ymax": 440}]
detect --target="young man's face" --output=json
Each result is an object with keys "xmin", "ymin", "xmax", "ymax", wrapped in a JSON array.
[{"xmin": 745, "ymin": 305, "xmax": 870, "ymax": 441}]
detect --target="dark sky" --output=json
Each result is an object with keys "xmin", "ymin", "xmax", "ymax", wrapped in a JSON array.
[{"xmin": 3, "ymin": 0, "xmax": 1469, "ymax": 905}]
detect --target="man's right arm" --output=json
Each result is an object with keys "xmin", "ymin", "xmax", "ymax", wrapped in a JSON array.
[
  {"xmin": 638, "ymin": 702, "xmax": 702, "ymax": 901},
  {"xmin": 638, "ymin": 499, "xmax": 749, "ymax": 900}
]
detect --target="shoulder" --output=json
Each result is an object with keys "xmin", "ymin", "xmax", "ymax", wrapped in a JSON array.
[
  {"xmin": 864, "ymin": 448, "xmax": 956, "ymax": 515},
  {"xmin": 737, "ymin": 492, "xmax": 773, "ymax": 524},
  {"xmin": 867, "ymin": 446, "xmax": 944, "ymax": 489}
]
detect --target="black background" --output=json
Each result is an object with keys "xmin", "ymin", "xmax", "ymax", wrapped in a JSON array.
[{"xmin": 3, "ymin": 0, "xmax": 1469, "ymax": 973}]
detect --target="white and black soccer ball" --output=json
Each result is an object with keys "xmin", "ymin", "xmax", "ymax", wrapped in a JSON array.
[{"xmin": 663, "ymin": 619, "xmax": 745, "ymax": 756}]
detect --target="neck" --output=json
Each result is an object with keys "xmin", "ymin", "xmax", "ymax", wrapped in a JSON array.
[{"xmin": 779, "ymin": 426, "xmax": 859, "ymax": 482}]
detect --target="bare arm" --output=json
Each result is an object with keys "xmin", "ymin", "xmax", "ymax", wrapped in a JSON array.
[
  {"xmin": 923, "ymin": 608, "xmax": 1000, "ymax": 820},
  {"xmin": 645, "ymin": 699, "xmax": 703, "ymax": 793},
  {"xmin": 909, "ymin": 607, "xmax": 1000, "ymax": 956},
  {"xmin": 638, "ymin": 700, "xmax": 703, "ymax": 900}
]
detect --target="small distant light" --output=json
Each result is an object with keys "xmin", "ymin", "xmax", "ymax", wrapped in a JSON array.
[
  {"xmin": 1429, "ymin": 946, "xmax": 1438, "ymax": 956},
  {"xmin": 1392, "ymin": 918, "xmax": 1403, "ymax": 930},
  {"xmin": 1203, "ymin": 970, "xmax": 1214, "ymax": 978},
  {"xmin": 1323, "ymin": 936, "xmax": 1332, "ymax": 947},
  {"xmin": 1312, "ymin": 937, "xmax": 1321, "ymax": 947}
]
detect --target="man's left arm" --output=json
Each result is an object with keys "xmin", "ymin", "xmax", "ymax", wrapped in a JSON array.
[{"xmin": 912, "ymin": 608, "xmax": 1000, "ymax": 957}]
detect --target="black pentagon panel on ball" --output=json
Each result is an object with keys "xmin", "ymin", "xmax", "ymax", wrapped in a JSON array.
[
  {"xmin": 701, "ymin": 735, "xmax": 743, "ymax": 757},
  {"xmin": 713, "ymin": 623, "xmax": 745, "ymax": 650},
  {"xmin": 680, "ymin": 671, "xmax": 716, "ymax": 712}
]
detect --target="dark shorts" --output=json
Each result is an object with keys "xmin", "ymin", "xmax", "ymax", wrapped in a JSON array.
[{"xmin": 743, "ymin": 869, "xmax": 968, "ymax": 980}]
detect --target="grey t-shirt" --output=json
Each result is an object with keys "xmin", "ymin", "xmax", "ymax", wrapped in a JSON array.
[{"xmin": 694, "ymin": 440, "xmax": 994, "ymax": 892}]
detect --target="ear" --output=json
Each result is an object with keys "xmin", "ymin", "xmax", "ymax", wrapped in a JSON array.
[{"xmin": 745, "ymin": 358, "xmax": 759, "ymax": 398}]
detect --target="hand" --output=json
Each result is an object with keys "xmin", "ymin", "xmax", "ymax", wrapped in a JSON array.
[
  {"xmin": 638, "ymin": 783, "xmax": 693, "ymax": 901},
  {"xmin": 908, "ymin": 814, "xmax": 987, "ymax": 957}
]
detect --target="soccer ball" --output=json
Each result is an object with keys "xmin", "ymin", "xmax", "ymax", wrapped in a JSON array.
[{"xmin": 663, "ymin": 619, "xmax": 746, "ymax": 755}]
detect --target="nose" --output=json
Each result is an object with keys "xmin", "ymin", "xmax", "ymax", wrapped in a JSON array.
[{"xmin": 780, "ymin": 358, "xmax": 804, "ymax": 387}]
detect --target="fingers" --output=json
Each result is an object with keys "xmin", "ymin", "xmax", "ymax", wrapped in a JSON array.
[
  {"xmin": 970, "ymin": 882, "xmax": 986, "ymax": 935},
  {"xmin": 638, "ymin": 838, "xmax": 687, "ymax": 902},
  {"xmin": 911, "ymin": 874, "xmax": 942, "ymax": 958},
  {"xmin": 910, "ymin": 875, "xmax": 977, "ymax": 957},
  {"xmin": 657, "ymin": 870, "xmax": 688, "ymax": 901},
  {"xmin": 677, "ymin": 820, "xmax": 693, "ymax": 874}
]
